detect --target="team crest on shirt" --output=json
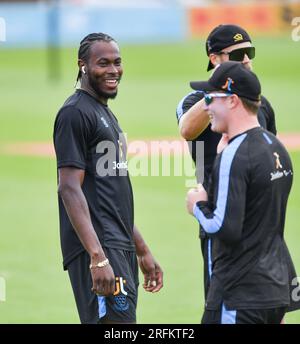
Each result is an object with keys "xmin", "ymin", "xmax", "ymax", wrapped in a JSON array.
[
  {"xmin": 270, "ymin": 152, "xmax": 293, "ymax": 181},
  {"xmin": 113, "ymin": 277, "xmax": 129, "ymax": 312}
]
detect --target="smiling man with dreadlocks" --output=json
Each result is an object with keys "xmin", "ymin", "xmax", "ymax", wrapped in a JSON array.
[{"xmin": 53, "ymin": 33, "xmax": 163, "ymax": 324}]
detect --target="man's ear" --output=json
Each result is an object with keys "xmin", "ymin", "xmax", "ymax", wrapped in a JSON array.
[
  {"xmin": 228, "ymin": 94, "xmax": 239, "ymax": 109},
  {"xmin": 209, "ymin": 54, "xmax": 219, "ymax": 69},
  {"xmin": 78, "ymin": 59, "xmax": 84, "ymax": 70}
]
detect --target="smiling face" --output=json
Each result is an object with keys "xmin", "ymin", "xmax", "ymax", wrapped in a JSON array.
[
  {"xmin": 80, "ymin": 40, "xmax": 123, "ymax": 103},
  {"xmin": 204, "ymin": 94, "xmax": 231, "ymax": 133}
]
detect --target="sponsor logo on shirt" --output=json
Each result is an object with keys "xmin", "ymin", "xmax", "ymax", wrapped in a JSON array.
[
  {"xmin": 113, "ymin": 139, "xmax": 128, "ymax": 171},
  {"xmin": 96, "ymin": 133, "xmax": 128, "ymax": 176},
  {"xmin": 270, "ymin": 152, "xmax": 293, "ymax": 181}
]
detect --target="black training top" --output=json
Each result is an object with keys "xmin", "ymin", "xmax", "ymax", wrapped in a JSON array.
[
  {"xmin": 194, "ymin": 127, "xmax": 293, "ymax": 310},
  {"xmin": 53, "ymin": 90, "xmax": 135, "ymax": 269},
  {"xmin": 176, "ymin": 91, "xmax": 276, "ymax": 187}
]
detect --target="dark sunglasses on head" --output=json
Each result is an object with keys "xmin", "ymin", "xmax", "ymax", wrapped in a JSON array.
[{"xmin": 216, "ymin": 47, "xmax": 255, "ymax": 61}]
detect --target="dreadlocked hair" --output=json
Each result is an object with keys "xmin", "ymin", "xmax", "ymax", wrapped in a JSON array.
[{"xmin": 75, "ymin": 32, "xmax": 116, "ymax": 86}]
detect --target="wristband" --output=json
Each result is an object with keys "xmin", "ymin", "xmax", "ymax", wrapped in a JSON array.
[{"xmin": 89, "ymin": 258, "xmax": 109, "ymax": 269}]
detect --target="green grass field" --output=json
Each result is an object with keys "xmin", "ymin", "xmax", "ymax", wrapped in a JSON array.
[{"xmin": 0, "ymin": 35, "xmax": 300, "ymax": 323}]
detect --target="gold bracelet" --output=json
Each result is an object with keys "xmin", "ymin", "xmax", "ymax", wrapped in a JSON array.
[{"xmin": 89, "ymin": 258, "xmax": 109, "ymax": 269}]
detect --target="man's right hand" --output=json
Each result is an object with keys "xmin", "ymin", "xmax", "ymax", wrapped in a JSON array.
[
  {"xmin": 179, "ymin": 98, "xmax": 210, "ymax": 140},
  {"xmin": 90, "ymin": 264, "xmax": 115, "ymax": 296}
]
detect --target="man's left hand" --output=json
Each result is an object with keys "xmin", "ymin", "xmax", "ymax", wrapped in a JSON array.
[
  {"xmin": 138, "ymin": 252, "xmax": 163, "ymax": 293},
  {"xmin": 186, "ymin": 184, "xmax": 208, "ymax": 215}
]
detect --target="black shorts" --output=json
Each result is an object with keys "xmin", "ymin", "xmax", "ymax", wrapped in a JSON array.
[
  {"xmin": 67, "ymin": 248, "xmax": 139, "ymax": 324},
  {"xmin": 201, "ymin": 304, "xmax": 287, "ymax": 324}
]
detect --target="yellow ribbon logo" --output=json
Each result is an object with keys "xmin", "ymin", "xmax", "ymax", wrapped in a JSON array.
[
  {"xmin": 273, "ymin": 152, "xmax": 283, "ymax": 170},
  {"xmin": 233, "ymin": 33, "xmax": 243, "ymax": 42}
]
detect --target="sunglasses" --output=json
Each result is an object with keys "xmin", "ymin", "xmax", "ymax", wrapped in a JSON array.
[
  {"xmin": 204, "ymin": 92, "xmax": 232, "ymax": 106},
  {"xmin": 216, "ymin": 47, "xmax": 255, "ymax": 62}
]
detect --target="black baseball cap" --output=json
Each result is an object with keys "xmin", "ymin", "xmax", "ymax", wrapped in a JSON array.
[
  {"xmin": 190, "ymin": 61, "xmax": 261, "ymax": 102},
  {"xmin": 206, "ymin": 24, "xmax": 252, "ymax": 71}
]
